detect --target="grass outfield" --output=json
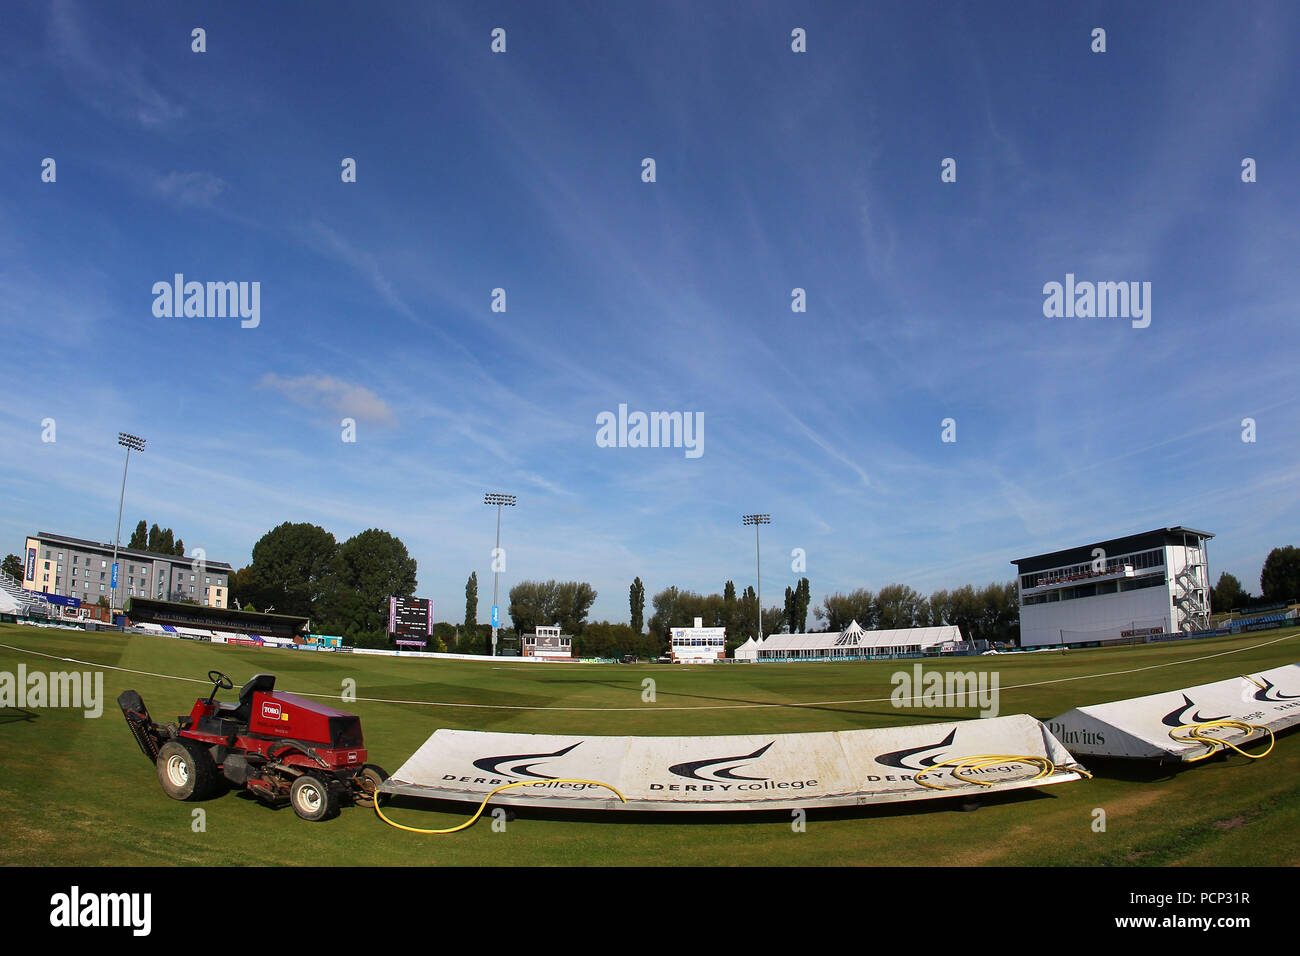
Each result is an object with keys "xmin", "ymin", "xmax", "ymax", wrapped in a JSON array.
[{"xmin": 0, "ymin": 622, "xmax": 1297, "ymax": 866}]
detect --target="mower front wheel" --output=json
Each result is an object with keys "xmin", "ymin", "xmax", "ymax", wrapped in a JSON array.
[
  {"xmin": 156, "ymin": 739, "xmax": 220, "ymax": 801},
  {"xmin": 290, "ymin": 773, "xmax": 339, "ymax": 822}
]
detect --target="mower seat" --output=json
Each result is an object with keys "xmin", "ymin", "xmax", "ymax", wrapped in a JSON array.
[{"xmin": 218, "ymin": 673, "xmax": 276, "ymax": 723}]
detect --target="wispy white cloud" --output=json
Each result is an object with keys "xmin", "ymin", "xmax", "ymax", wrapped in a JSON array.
[
  {"xmin": 258, "ymin": 374, "xmax": 396, "ymax": 426},
  {"xmin": 152, "ymin": 171, "xmax": 226, "ymax": 209}
]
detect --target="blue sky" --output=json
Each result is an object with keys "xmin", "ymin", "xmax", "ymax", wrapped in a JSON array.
[{"xmin": 2, "ymin": 1, "xmax": 1297, "ymax": 627}]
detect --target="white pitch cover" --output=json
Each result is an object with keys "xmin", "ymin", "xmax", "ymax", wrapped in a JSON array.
[
  {"xmin": 1048, "ymin": 663, "xmax": 1300, "ymax": 761},
  {"xmin": 379, "ymin": 714, "xmax": 1085, "ymax": 812}
]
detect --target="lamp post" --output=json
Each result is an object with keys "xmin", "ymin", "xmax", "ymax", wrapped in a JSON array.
[
  {"xmin": 742, "ymin": 514, "xmax": 770, "ymax": 641},
  {"xmin": 112, "ymin": 432, "xmax": 146, "ymax": 613},
  {"xmin": 484, "ymin": 492, "xmax": 516, "ymax": 656}
]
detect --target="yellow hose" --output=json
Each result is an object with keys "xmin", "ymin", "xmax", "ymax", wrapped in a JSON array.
[
  {"xmin": 1169, "ymin": 720, "xmax": 1274, "ymax": 762},
  {"xmin": 374, "ymin": 778, "xmax": 626, "ymax": 834},
  {"xmin": 913, "ymin": 755, "xmax": 1091, "ymax": 791}
]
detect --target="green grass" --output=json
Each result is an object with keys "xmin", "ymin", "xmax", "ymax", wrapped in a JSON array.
[{"xmin": 0, "ymin": 622, "xmax": 1297, "ymax": 866}]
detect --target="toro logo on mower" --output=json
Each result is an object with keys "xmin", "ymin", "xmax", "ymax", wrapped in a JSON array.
[{"xmin": 261, "ymin": 700, "xmax": 283, "ymax": 720}]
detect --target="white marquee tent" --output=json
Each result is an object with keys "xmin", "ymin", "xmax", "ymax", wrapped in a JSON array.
[{"xmin": 738, "ymin": 620, "xmax": 963, "ymax": 661}]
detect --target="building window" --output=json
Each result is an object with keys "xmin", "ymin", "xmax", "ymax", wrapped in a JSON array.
[{"xmin": 100, "ymin": 584, "xmax": 105, "ymax": 591}]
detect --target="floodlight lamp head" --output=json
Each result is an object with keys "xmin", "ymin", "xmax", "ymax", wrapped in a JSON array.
[{"xmin": 118, "ymin": 432, "xmax": 146, "ymax": 452}]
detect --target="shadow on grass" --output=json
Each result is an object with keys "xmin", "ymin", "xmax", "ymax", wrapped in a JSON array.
[{"xmin": 0, "ymin": 707, "xmax": 39, "ymax": 724}]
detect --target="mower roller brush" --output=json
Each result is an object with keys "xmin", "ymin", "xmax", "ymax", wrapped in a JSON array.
[{"xmin": 118, "ymin": 670, "xmax": 387, "ymax": 821}]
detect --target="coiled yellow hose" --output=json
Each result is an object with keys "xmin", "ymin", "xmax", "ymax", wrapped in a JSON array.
[
  {"xmin": 913, "ymin": 755, "xmax": 1091, "ymax": 791},
  {"xmin": 1169, "ymin": 720, "xmax": 1274, "ymax": 762},
  {"xmin": 375, "ymin": 778, "xmax": 626, "ymax": 833}
]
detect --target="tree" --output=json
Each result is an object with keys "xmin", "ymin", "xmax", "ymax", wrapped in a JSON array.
[
  {"xmin": 246, "ymin": 522, "xmax": 339, "ymax": 619},
  {"xmin": 174, "ymin": 538, "xmax": 185, "ymax": 558},
  {"xmin": 927, "ymin": 589, "xmax": 952, "ymax": 626},
  {"xmin": 576, "ymin": 620, "xmax": 641, "ymax": 659},
  {"xmin": 1260, "ymin": 546, "xmax": 1300, "ymax": 605},
  {"xmin": 783, "ymin": 577, "xmax": 811, "ymax": 633},
  {"xmin": 465, "ymin": 572, "xmax": 478, "ymax": 628},
  {"xmin": 553, "ymin": 581, "xmax": 597, "ymax": 635},
  {"xmin": 723, "ymin": 579, "xmax": 739, "ymax": 637},
  {"xmin": 814, "ymin": 588, "xmax": 876, "ymax": 632},
  {"xmin": 320, "ymin": 529, "xmax": 418, "ymax": 643},
  {"xmin": 875, "ymin": 583, "xmax": 926, "ymax": 629},
  {"xmin": 508, "ymin": 580, "xmax": 597, "ymax": 636},
  {"xmin": 1212, "ymin": 572, "xmax": 1247, "ymax": 613},
  {"xmin": 740, "ymin": 585, "xmax": 759, "ymax": 639},
  {"xmin": 2, "ymin": 554, "xmax": 22, "ymax": 580},
  {"xmin": 630, "ymin": 577, "xmax": 645, "ymax": 634},
  {"xmin": 228, "ymin": 566, "xmax": 255, "ymax": 610},
  {"xmin": 128, "ymin": 521, "xmax": 148, "ymax": 550}
]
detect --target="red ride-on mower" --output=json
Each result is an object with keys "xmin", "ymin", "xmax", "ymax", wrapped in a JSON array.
[{"xmin": 118, "ymin": 670, "xmax": 387, "ymax": 821}]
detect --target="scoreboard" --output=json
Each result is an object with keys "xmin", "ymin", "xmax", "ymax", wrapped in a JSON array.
[{"xmin": 388, "ymin": 596, "xmax": 434, "ymax": 639}]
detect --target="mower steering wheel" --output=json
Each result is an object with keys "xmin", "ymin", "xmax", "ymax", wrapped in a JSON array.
[{"xmin": 206, "ymin": 670, "xmax": 234, "ymax": 703}]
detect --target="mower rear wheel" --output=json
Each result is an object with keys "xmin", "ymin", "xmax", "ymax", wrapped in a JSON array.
[
  {"xmin": 290, "ymin": 773, "xmax": 339, "ymax": 822},
  {"xmin": 353, "ymin": 764, "xmax": 389, "ymax": 807},
  {"xmin": 156, "ymin": 739, "xmax": 220, "ymax": 801}
]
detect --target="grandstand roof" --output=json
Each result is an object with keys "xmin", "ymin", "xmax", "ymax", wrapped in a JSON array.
[
  {"xmin": 123, "ymin": 597, "xmax": 307, "ymax": 636},
  {"xmin": 33, "ymin": 531, "xmax": 234, "ymax": 571},
  {"xmin": 1011, "ymin": 527, "xmax": 1214, "ymax": 575}
]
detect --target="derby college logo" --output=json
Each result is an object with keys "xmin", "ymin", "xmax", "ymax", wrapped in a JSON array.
[
  {"xmin": 668, "ymin": 742, "xmax": 774, "ymax": 781},
  {"xmin": 875, "ymin": 728, "xmax": 958, "ymax": 770},
  {"xmin": 1161, "ymin": 695, "xmax": 1229, "ymax": 728},
  {"xmin": 472, "ymin": 742, "xmax": 582, "ymax": 779},
  {"xmin": 1249, "ymin": 677, "xmax": 1300, "ymax": 703}
]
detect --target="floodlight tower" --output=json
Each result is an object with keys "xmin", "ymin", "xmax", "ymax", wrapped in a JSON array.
[
  {"xmin": 484, "ymin": 492, "xmax": 516, "ymax": 656},
  {"xmin": 742, "ymin": 514, "xmax": 770, "ymax": 641},
  {"xmin": 112, "ymin": 432, "xmax": 146, "ymax": 611}
]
